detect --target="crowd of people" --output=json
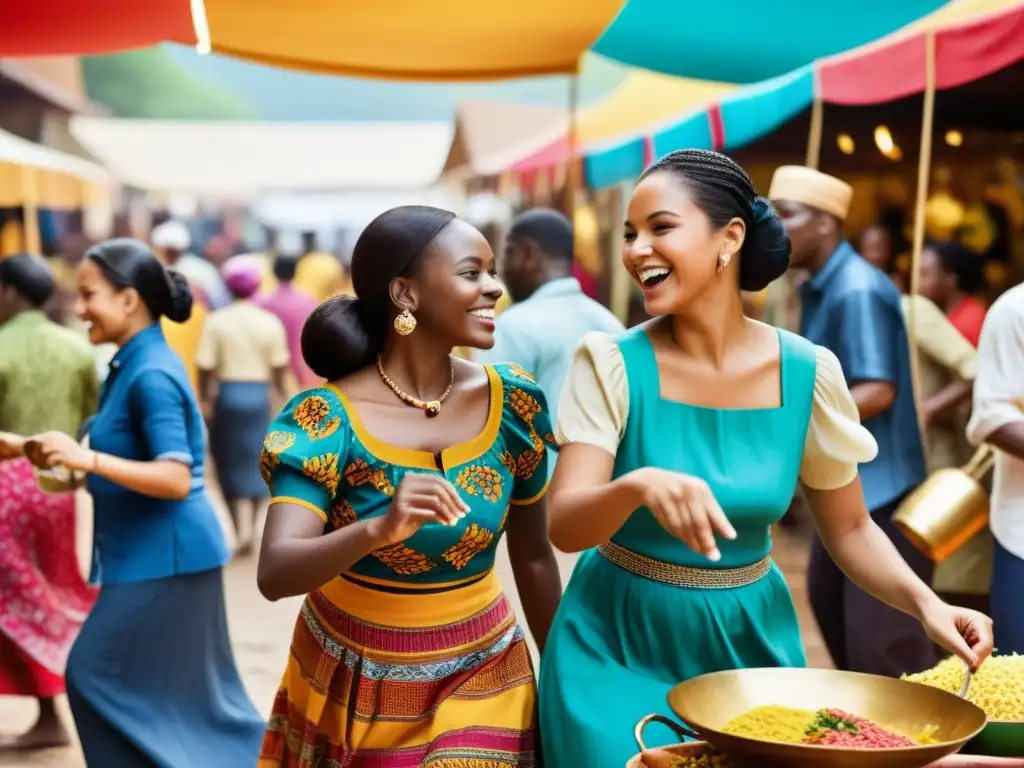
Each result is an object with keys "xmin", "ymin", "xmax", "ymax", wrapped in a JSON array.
[{"xmin": 0, "ymin": 150, "xmax": 1020, "ymax": 767}]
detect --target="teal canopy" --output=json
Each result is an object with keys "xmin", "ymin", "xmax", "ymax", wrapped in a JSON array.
[{"xmin": 593, "ymin": 0, "xmax": 950, "ymax": 82}]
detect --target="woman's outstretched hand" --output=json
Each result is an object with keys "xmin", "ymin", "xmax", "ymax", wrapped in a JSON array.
[
  {"xmin": 24, "ymin": 431, "xmax": 92, "ymax": 473},
  {"xmin": 626, "ymin": 468, "xmax": 736, "ymax": 562},
  {"xmin": 367, "ymin": 473, "xmax": 470, "ymax": 548},
  {"xmin": 919, "ymin": 599, "xmax": 994, "ymax": 672}
]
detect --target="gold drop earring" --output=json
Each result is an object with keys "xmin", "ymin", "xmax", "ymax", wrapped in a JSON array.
[
  {"xmin": 717, "ymin": 252, "xmax": 732, "ymax": 274},
  {"xmin": 393, "ymin": 308, "xmax": 417, "ymax": 336}
]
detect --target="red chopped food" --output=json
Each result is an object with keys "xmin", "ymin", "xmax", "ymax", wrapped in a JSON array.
[{"xmin": 802, "ymin": 708, "xmax": 915, "ymax": 748}]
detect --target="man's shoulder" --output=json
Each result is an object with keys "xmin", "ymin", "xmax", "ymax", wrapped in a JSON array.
[{"xmin": 830, "ymin": 255, "xmax": 901, "ymax": 305}]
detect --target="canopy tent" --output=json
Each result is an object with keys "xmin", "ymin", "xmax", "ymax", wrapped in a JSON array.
[
  {"xmin": 4, "ymin": 0, "xmax": 949, "ymax": 82},
  {"xmin": 0, "ymin": 126, "xmax": 112, "ymax": 254},
  {"xmin": 2, "ymin": 0, "xmax": 623, "ymax": 80},
  {"xmin": 442, "ymin": 101, "xmax": 567, "ymax": 180},
  {"xmin": 0, "ymin": 127, "xmax": 110, "ymax": 208},
  {"xmin": 510, "ymin": 69, "xmax": 736, "ymax": 184},
  {"xmin": 69, "ymin": 118, "xmax": 454, "ymax": 194},
  {"xmin": 570, "ymin": 0, "xmax": 1024, "ymax": 189},
  {"xmin": 591, "ymin": 0, "xmax": 951, "ymax": 82}
]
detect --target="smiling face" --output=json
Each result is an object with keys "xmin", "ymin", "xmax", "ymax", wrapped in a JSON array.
[
  {"xmin": 74, "ymin": 258, "xmax": 136, "ymax": 345},
  {"xmin": 624, "ymin": 171, "xmax": 745, "ymax": 316},
  {"xmin": 391, "ymin": 219, "xmax": 505, "ymax": 350}
]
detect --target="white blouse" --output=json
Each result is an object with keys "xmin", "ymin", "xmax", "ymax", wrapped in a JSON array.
[
  {"xmin": 966, "ymin": 283, "xmax": 1024, "ymax": 561},
  {"xmin": 555, "ymin": 332, "xmax": 878, "ymax": 490}
]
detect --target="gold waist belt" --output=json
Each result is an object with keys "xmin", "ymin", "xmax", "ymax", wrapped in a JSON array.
[{"xmin": 597, "ymin": 541, "xmax": 772, "ymax": 589}]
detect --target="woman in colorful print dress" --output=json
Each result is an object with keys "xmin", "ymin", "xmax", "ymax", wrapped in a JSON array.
[
  {"xmin": 537, "ymin": 150, "xmax": 994, "ymax": 766},
  {"xmin": 256, "ymin": 205, "xmax": 563, "ymax": 767}
]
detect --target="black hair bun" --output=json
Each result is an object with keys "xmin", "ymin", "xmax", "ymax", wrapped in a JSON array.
[
  {"xmin": 164, "ymin": 269, "xmax": 194, "ymax": 323},
  {"xmin": 301, "ymin": 296, "xmax": 383, "ymax": 382},
  {"xmin": 740, "ymin": 196, "xmax": 791, "ymax": 292}
]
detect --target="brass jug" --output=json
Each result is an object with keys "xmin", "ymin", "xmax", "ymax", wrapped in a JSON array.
[{"xmin": 894, "ymin": 446, "xmax": 994, "ymax": 562}]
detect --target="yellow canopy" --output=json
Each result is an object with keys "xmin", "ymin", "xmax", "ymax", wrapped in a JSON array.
[
  {"xmin": 205, "ymin": 0, "xmax": 626, "ymax": 80},
  {"xmin": 574, "ymin": 68, "xmax": 737, "ymax": 146}
]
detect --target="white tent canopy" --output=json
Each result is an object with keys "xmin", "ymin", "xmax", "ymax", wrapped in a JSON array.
[
  {"xmin": 70, "ymin": 118, "xmax": 454, "ymax": 194},
  {"xmin": 0, "ymin": 126, "xmax": 109, "ymax": 180}
]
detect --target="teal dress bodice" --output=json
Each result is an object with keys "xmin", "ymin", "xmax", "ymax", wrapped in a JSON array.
[
  {"xmin": 539, "ymin": 326, "xmax": 820, "ymax": 767},
  {"xmin": 611, "ymin": 325, "xmax": 817, "ymax": 566}
]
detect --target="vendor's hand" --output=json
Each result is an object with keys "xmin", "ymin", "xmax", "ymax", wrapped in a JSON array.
[
  {"xmin": 25, "ymin": 431, "xmax": 94, "ymax": 474},
  {"xmin": 367, "ymin": 473, "xmax": 469, "ymax": 548},
  {"xmin": 920, "ymin": 599, "xmax": 994, "ymax": 671},
  {"xmin": 0, "ymin": 432, "xmax": 25, "ymax": 461},
  {"xmin": 626, "ymin": 468, "xmax": 736, "ymax": 562}
]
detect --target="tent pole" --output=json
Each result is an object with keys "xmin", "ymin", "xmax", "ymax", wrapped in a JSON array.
[
  {"xmin": 565, "ymin": 70, "xmax": 580, "ymax": 219},
  {"xmin": 805, "ymin": 68, "xmax": 823, "ymax": 169},
  {"xmin": 21, "ymin": 165, "xmax": 41, "ymax": 254},
  {"xmin": 908, "ymin": 31, "xmax": 937, "ymax": 438}
]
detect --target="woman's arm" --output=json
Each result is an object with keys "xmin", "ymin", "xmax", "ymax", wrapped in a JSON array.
[
  {"xmin": 258, "ymin": 474, "xmax": 466, "ymax": 600},
  {"xmin": 505, "ymin": 499, "xmax": 562, "ymax": 652},
  {"xmin": 804, "ymin": 479, "xmax": 934, "ymax": 619},
  {"xmin": 257, "ymin": 503, "xmax": 387, "ymax": 601},
  {"xmin": 804, "ymin": 478, "xmax": 992, "ymax": 667},
  {"xmin": 27, "ymin": 431, "xmax": 193, "ymax": 500},
  {"xmin": 548, "ymin": 445, "xmax": 642, "ymax": 552}
]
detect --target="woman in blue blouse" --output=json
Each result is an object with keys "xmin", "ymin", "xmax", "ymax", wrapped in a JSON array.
[{"xmin": 27, "ymin": 239, "xmax": 264, "ymax": 767}]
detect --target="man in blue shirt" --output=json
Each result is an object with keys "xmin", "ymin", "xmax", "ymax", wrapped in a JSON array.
[
  {"xmin": 478, "ymin": 208, "xmax": 624, "ymax": 430},
  {"xmin": 770, "ymin": 166, "xmax": 933, "ymax": 678}
]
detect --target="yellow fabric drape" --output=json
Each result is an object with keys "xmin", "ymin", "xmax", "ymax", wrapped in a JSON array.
[{"xmin": 204, "ymin": 0, "xmax": 625, "ymax": 80}]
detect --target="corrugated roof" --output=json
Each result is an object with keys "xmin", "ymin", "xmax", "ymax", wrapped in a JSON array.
[{"xmin": 70, "ymin": 118, "xmax": 453, "ymax": 193}]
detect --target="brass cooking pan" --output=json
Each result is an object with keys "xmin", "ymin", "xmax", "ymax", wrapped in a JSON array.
[{"xmin": 641, "ymin": 667, "xmax": 986, "ymax": 767}]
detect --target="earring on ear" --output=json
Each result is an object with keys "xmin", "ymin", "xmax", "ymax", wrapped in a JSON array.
[
  {"xmin": 717, "ymin": 252, "xmax": 732, "ymax": 274},
  {"xmin": 393, "ymin": 309, "xmax": 417, "ymax": 336}
]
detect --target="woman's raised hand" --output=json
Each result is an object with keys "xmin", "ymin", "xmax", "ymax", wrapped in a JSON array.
[
  {"xmin": 367, "ymin": 473, "xmax": 470, "ymax": 548},
  {"xmin": 627, "ymin": 467, "xmax": 736, "ymax": 561}
]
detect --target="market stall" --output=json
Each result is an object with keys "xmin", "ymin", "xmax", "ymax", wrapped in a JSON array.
[{"xmin": 0, "ymin": 126, "xmax": 112, "ymax": 257}]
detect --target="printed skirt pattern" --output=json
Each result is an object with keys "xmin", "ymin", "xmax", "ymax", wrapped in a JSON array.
[{"xmin": 259, "ymin": 570, "xmax": 538, "ymax": 768}]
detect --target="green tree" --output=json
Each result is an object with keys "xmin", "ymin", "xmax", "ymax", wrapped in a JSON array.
[{"xmin": 83, "ymin": 47, "xmax": 257, "ymax": 120}]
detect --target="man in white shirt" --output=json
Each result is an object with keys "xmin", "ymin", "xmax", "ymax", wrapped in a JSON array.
[
  {"xmin": 477, "ymin": 208, "xmax": 624, "ymax": 427},
  {"xmin": 966, "ymin": 282, "xmax": 1024, "ymax": 654}
]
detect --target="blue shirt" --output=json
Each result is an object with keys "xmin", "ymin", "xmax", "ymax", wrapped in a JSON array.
[
  {"xmin": 799, "ymin": 242, "xmax": 926, "ymax": 510},
  {"xmin": 86, "ymin": 325, "xmax": 229, "ymax": 585},
  {"xmin": 478, "ymin": 278, "xmax": 625, "ymax": 424}
]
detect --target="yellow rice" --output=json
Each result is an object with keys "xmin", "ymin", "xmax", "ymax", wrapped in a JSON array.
[
  {"xmin": 670, "ymin": 756, "xmax": 733, "ymax": 767},
  {"xmin": 903, "ymin": 653, "xmax": 1024, "ymax": 722},
  {"xmin": 720, "ymin": 705, "xmax": 815, "ymax": 744}
]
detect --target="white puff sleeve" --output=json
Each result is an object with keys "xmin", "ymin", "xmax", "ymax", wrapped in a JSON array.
[
  {"xmin": 800, "ymin": 346, "xmax": 880, "ymax": 490},
  {"xmin": 554, "ymin": 332, "xmax": 629, "ymax": 456}
]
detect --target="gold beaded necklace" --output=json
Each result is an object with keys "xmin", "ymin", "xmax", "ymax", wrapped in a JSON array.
[{"xmin": 376, "ymin": 356, "xmax": 455, "ymax": 417}]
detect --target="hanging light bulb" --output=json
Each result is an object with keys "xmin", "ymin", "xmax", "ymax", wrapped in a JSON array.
[
  {"xmin": 945, "ymin": 130, "xmax": 964, "ymax": 147},
  {"xmin": 874, "ymin": 125, "xmax": 894, "ymax": 155},
  {"xmin": 888, "ymin": 146, "xmax": 903, "ymax": 161},
  {"xmin": 836, "ymin": 133, "xmax": 855, "ymax": 155}
]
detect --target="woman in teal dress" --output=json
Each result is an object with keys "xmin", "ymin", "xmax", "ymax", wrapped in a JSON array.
[
  {"xmin": 537, "ymin": 150, "xmax": 994, "ymax": 765},
  {"xmin": 255, "ymin": 206, "xmax": 563, "ymax": 767}
]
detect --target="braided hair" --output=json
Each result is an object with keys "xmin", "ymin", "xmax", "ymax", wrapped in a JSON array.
[{"xmin": 639, "ymin": 149, "xmax": 790, "ymax": 292}]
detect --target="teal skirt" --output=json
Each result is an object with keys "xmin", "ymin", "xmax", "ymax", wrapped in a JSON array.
[{"xmin": 538, "ymin": 548, "xmax": 805, "ymax": 767}]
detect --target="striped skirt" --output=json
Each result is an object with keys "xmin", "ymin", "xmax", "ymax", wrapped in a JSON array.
[{"xmin": 259, "ymin": 570, "xmax": 538, "ymax": 768}]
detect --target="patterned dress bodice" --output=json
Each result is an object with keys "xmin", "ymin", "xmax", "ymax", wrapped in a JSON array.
[{"xmin": 262, "ymin": 363, "xmax": 555, "ymax": 589}]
